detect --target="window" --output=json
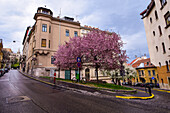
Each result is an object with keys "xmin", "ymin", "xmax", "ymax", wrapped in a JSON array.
[
  {"xmin": 41, "ymin": 39, "xmax": 46, "ymax": 47},
  {"xmin": 148, "ymin": 70, "xmax": 151, "ymax": 76},
  {"xmin": 155, "ymin": 11, "xmax": 158, "ymax": 20},
  {"xmin": 156, "ymin": 46, "xmax": 158, "ymax": 52},
  {"xmin": 161, "ymin": 79, "xmax": 164, "ymax": 85},
  {"xmin": 49, "ymin": 26, "xmax": 51, "ymax": 33},
  {"xmin": 160, "ymin": 0, "xmax": 166, "ymax": 7},
  {"xmin": 159, "ymin": 62, "xmax": 161, "ymax": 67},
  {"xmin": 42, "ymin": 10, "xmax": 48, "ymax": 14},
  {"xmin": 150, "ymin": 17, "xmax": 152, "ymax": 23},
  {"xmin": 74, "ymin": 31, "xmax": 78, "ymax": 37},
  {"xmin": 153, "ymin": 31, "xmax": 155, "ymax": 36},
  {"xmin": 51, "ymin": 56, "xmax": 55, "ymax": 64},
  {"xmin": 164, "ymin": 11, "xmax": 170, "ymax": 28},
  {"xmin": 141, "ymin": 70, "xmax": 144, "ymax": 76},
  {"xmin": 42, "ymin": 24, "xmax": 47, "ymax": 32},
  {"xmin": 166, "ymin": 61, "xmax": 169, "ymax": 72},
  {"xmin": 49, "ymin": 40, "xmax": 50, "ymax": 48},
  {"xmin": 33, "ymin": 36, "xmax": 36, "ymax": 48},
  {"xmin": 147, "ymin": 62, "xmax": 149, "ymax": 66},
  {"xmin": 158, "ymin": 26, "xmax": 162, "ymax": 36},
  {"xmin": 162, "ymin": 42, "xmax": 166, "ymax": 53},
  {"xmin": 152, "ymin": 70, "xmax": 155, "ymax": 76},
  {"xmin": 138, "ymin": 70, "xmax": 141, "ymax": 76},
  {"xmin": 66, "ymin": 30, "xmax": 69, "ymax": 36}
]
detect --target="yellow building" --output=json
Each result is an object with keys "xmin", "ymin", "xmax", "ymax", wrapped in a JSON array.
[
  {"xmin": 132, "ymin": 58, "xmax": 159, "ymax": 84},
  {"xmin": 0, "ymin": 39, "xmax": 3, "ymax": 68},
  {"xmin": 140, "ymin": 0, "xmax": 170, "ymax": 89}
]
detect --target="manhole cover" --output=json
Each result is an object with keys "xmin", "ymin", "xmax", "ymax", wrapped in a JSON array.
[{"xmin": 6, "ymin": 96, "xmax": 31, "ymax": 103}]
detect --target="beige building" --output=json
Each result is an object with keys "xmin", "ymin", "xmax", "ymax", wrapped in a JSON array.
[
  {"xmin": 24, "ymin": 7, "xmax": 80, "ymax": 76},
  {"xmin": 22, "ymin": 7, "xmax": 113, "ymax": 82},
  {"xmin": 140, "ymin": 0, "xmax": 170, "ymax": 89}
]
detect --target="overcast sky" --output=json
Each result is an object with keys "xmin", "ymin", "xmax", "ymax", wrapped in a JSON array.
[{"xmin": 0, "ymin": 0, "xmax": 150, "ymax": 63}]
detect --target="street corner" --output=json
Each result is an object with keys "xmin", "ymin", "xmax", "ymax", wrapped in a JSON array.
[
  {"xmin": 115, "ymin": 92, "xmax": 154, "ymax": 100},
  {"xmin": 153, "ymin": 89, "xmax": 170, "ymax": 93},
  {"xmin": 18, "ymin": 70, "xmax": 55, "ymax": 86}
]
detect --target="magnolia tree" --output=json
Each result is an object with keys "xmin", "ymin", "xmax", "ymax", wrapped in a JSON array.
[{"xmin": 54, "ymin": 29, "xmax": 127, "ymax": 81}]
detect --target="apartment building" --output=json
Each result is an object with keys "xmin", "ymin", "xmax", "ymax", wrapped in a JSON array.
[
  {"xmin": 23, "ymin": 7, "xmax": 80, "ymax": 76},
  {"xmin": 132, "ymin": 58, "xmax": 158, "ymax": 84},
  {"xmin": 140, "ymin": 0, "xmax": 170, "ymax": 89},
  {"xmin": 21, "ymin": 7, "xmax": 114, "ymax": 82},
  {"xmin": 0, "ymin": 39, "xmax": 3, "ymax": 68}
]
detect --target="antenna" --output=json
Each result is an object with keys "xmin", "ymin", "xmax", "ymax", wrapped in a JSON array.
[
  {"xmin": 59, "ymin": 8, "xmax": 61, "ymax": 17},
  {"xmin": 75, "ymin": 15, "xmax": 79, "ymax": 21}
]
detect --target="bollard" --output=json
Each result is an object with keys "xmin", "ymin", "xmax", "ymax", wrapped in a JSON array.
[
  {"xmin": 54, "ymin": 72, "xmax": 56, "ymax": 84},
  {"xmin": 148, "ymin": 86, "xmax": 152, "ymax": 96}
]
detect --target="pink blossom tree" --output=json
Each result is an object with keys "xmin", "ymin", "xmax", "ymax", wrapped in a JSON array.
[{"xmin": 54, "ymin": 29, "xmax": 127, "ymax": 82}]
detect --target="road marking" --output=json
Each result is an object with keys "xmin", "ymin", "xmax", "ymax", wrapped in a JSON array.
[
  {"xmin": 153, "ymin": 89, "xmax": 170, "ymax": 93},
  {"xmin": 115, "ymin": 93, "xmax": 154, "ymax": 100}
]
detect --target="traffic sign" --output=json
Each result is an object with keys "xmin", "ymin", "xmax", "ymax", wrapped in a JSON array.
[
  {"xmin": 77, "ymin": 57, "xmax": 81, "ymax": 62},
  {"xmin": 152, "ymin": 77, "xmax": 155, "ymax": 80},
  {"xmin": 77, "ymin": 62, "xmax": 81, "ymax": 67}
]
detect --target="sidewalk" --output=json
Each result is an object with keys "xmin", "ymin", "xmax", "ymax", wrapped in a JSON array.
[{"xmin": 19, "ymin": 70, "xmax": 154, "ymax": 100}]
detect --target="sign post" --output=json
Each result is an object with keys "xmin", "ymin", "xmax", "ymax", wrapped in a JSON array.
[{"xmin": 77, "ymin": 57, "xmax": 81, "ymax": 82}]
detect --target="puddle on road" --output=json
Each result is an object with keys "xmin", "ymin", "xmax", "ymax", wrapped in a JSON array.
[{"xmin": 6, "ymin": 96, "xmax": 31, "ymax": 104}]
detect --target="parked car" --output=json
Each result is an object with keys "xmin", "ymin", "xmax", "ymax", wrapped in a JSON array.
[
  {"xmin": 122, "ymin": 82, "xmax": 129, "ymax": 85},
  {"xmin": 134, "ymin": 83, "xmax": 142, "ymax": 87},
  {"xmin": 145, "ymin": 83, "xmax": 154, "ymax": 88},
  {"xmin": 140, "ymin": 83, "xmax": 146, "ymax": 87},
  {"xmin": 4, "ymin": 68, "xmax": 8, "ymax": 73},
  {"xmin": 0, "ymin": 69, "xmax": 5, "ymax": 76}
]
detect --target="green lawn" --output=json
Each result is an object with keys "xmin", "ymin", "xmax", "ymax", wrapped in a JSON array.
[{"xmin": 39, "ymin": 76, "xmax": 133, "ymax": 90}]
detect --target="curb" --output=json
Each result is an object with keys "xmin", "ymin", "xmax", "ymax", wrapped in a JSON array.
[
  {"xmin": 18, "ymin": 71, "xmax": 55, "ymax": 86},
  {"xmin": 56, "ymin": 80, "xmax": 137, "ymax": 94},
  {"xmin": 115, "ymin": 93, "xmax": 154, "ymax": 100},
  {"xmin": 153, "ymin": 89, "xmax": 170, "ymax": 93}
]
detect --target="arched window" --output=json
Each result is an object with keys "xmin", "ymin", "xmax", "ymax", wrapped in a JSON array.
[
  {"xmin": 150, "ymin": 17, "xmax": 152, "ymax": 23},
  {"xmin": 162, "ymin": 42, "xmax": 166, "ymax": 53},
  {"xmin": 166, "ymin": 61, "xmax": 169, "ymax": 72},
  {"xmin": 153, "ymin": 31, "xmax": 155, "ymax": 36},
  {"xmin": 159, "ymin": 62, "xmax": 161, "ymax": 67},
  {"xmin": 156, "ymin": 46, "xmax": 158, "ymax": 52},
  {"xmin": 155, "ymin": 10, "xmax": 158, "ymax": 20},
  {"xmin": 158, "ymin": 26, "xmax": 162, "ymax": 36}
]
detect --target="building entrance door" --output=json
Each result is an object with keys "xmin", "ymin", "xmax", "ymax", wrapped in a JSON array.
[
  {"xmin": 85, "ymin": 68, "xmax": 90, "ymax": 81},
  {"xmin": 65, "ymin": 70, "xmax": 71, "ymax": 80}
]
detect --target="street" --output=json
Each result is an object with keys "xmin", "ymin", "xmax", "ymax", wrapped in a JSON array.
[{"xmin": 0, "ymin": 70, "xmax": 170, "ymax": 113}]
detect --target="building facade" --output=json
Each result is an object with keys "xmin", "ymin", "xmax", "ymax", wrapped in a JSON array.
[
  {"xmin": 132, "ymin": 58, "xmax": 158, "ymax": 84},
  {"xmin": 0, "ymin": 39, "xmax": 3, "ymax": 68},
  {"xmin": 21, "ymin": 7, "xmax": 114, "ymax": 82},
  {"xmin": 140, "ymin": 0, "xmax": 170, "ymax": 89}
]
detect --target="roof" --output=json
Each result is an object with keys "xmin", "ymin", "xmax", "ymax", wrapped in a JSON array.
[
  {"xmin": 128, "ymin": 57, "xmax": 140, "ymax": 66},
  {"xmin": 37, "ymin": 7, "xmax": 53, "ymax": 15},
  {"xmin": 140, "ymin": 0, "xmax": 155, "ymax": 19},
  {"xmin": 132, "ymin": 58, "xmax": 156, "ymax": 68},
  {"xmin": 2, "ymin": 48, "xmax": 12, "ymax": 53},
  {"xmin": 22, "ymin": 26, "xmax": 31, "ymax": 45}
]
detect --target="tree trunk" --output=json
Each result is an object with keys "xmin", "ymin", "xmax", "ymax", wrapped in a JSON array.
[
  {"xmin": 96, "ymin": 65, "xmax": 99, "ymax": 83},
  {"xmin": 69, "ymin": 67, "xmax": 71, "ymax": 80},
  {"xmin": 58, "ymin": 66, "xmax": 60, "ymax": 78}
]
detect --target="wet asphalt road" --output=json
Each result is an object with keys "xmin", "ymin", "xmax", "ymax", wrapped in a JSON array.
[{"xmin": 0, "ymin": 70, "xmax": 170, "ymax": 113}]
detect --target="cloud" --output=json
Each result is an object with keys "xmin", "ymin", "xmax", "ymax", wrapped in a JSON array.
[
  {"xmin": 0, "ymin": 0, "xmax": 150, "ymax": 61},
  {"xmin": 121, "ymin": 32, "xmax": 149, "ymax": 62}
]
